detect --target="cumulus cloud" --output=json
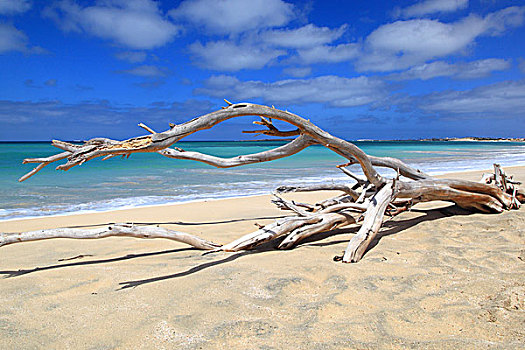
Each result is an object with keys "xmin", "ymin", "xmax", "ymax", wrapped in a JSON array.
[
  {"xmin": 134, "ymin": 80, "xmax": 166, "ymax": 89},
  {"xmin": 184, "ymin": 5, "xmax": 519, "ymax": 72},
  {"xmin": 189, "ymin": 40, "xmax": 285, "ymax": 71},
  {"xmin": 0, "ymin": 98, "xmax": 215, "ymax": 139},
  {"xmin": 423, "ymin": 80, "xmax": 525, "ymax": 117},
  {"xmin": 0, "ymin": 100, "xmax": 117, "ymax": 126},
  {"xmin": 519, "ymin": 58, "xmax": 525, "ymax": 74},
  {"xmin": 394, "ymin": 0, "xmax": 469, "ymax": 19},
  {"xmin": 282, "ymin": 67, "xmax": 311, "ymax": 78},
  {"xmin": 43, "ymin": 0, "xmax": 179, "ymax": 49},
  {"xmin": 483, "ymin": 6, "xmax": 525, "ymax": 36},
  {"xmin": 195, "ymin": 75, "xmax": 389, "ymax": 107},
  {"xmin": 0, "ymin": 22, "xmax": 45, "ymax": 54},
  {"xmin": 189, "ymin": 22, "xmax": 351, "ymax": 71},
  {"xmin": 115, "ymin": 65, "xmax": 170, "ymax": 77},
  {"xmin": 170, "ymin": 0, "xmax": 294, "ymax": 35},
  {"xmin": 358, "ymin": 6, "xmax": 525, "ymax": 72},
  {"xmin": 0, "ymin": 22, "xmax": 27, "ymax": 52},
  {"xmin": 399, "ymin": 79, "xmax": 525, "ymax": 118},
  {"xmin": 0, "ymin": 0, "xmax": 31, "ymax": 15},
  {"xmin": 388, "ymin": 58, "xmax": 510, "ymax": 80},
  {"xmin": 260, "ymin": 24, "xmax": 346, "ymax": 49},
  {"xmin": 296, "ymin": 43, "xmax": 360, "ymax": 65},
  {"xmin": 114, "ymin": 51, "xmax": 147, "ymax": 63}
]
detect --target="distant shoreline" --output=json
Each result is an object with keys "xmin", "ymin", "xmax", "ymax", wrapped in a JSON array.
[
  {"xmin": 419, "ymin": 137, "xmax": 525, "ymax": 142},
  {"xmin": 1, "ymin": 137, "xmax": 524, "ymax": 143},
  {"xmin": 354, "ymin": 137, "xmax": 525, "ymax": 142}
]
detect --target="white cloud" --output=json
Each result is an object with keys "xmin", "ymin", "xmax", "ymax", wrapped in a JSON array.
[
  {"xmin": 261, "ymin": 24, "xmax": 346, "ymax": 49},
  {"xmin": 394, "ymin": 0, "xmax": 468, "ymax": 19},
  {"xmin": 114, "ymin": 51, "xmax": 147, "ymax": 63},
  {"xmin": 0, "ymin": 98, "xmax": 215, "ymax": 140},
  {"xmin": 135, "ymin": 80, "xmax": 165, "ymax": 89},
  {"xmin": 0, "ymin": 0, "xmax": 31, "ymax": 15},
  {"xmin": 170, "ymin": 0, "xmax": 294, "ymax": 35},
  {"xmin": 358, "ymin": 6, "xmax": 525, "ymax": 72},
  {"xmin": 43, "ymin": 0, "xmax": 179, "ymax": 49},
  {"xmin": 388, "ymin": 58, "xmax": 510, "ymax": 80},
  {"xmin": 0, "ymin": 22, "xmax": 44, "ymax": 54},
  {"xmin": 282, "ymin": 67, "xmax": 311, "ymax": 78},
  {"xmin": 189, "ymin": 40, "xmax": 285, "ymax": 71},
  {"xmin": 483, "ymin": 6, "xmax": 525, "ymax": 36},
  {"xmin": 296, "ymin": 43, "xmax": 360, "ymax": 64},
  {"xmin": 415, "ymin": 79, "xmax": 525, "ymax": 117},
  {"xmin": 453, "ymin": 58, "xmax": 511, "ymax": 79},
  {"xmin": 188, "ymin": 23, "xmax": 352, "ymax": 71},
  {"xmin": 115, "ymin": 65, "xmax": 169, "ymax": 77},
  {"xmin": 519, "ymin": 59, "xmax": 525, "ymax": 74},
  {"xmin": 196, "ymin": 75, "xmax": 388, "ymax": 107},
  {"xmin": 0, "ymin": 22, "xmax": 27, "ymax": 52}
]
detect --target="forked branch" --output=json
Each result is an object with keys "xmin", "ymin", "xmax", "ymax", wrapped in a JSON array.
[{"xmin": 7, "ymin": 102, "xmax": 524, "ymax": 264}]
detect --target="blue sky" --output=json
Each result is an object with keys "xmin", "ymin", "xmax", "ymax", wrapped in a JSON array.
[{"xmin": 1, "ymin": 0, "xmax": 524, "ymax": 141}]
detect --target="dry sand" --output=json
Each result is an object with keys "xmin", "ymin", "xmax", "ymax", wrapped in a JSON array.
[{"xmin": 1, "ymin": 167, "xmax": 524, "ymax": 349}]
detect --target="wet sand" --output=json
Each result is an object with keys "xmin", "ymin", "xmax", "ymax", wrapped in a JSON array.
[{"xmin": 1, "ymin": 167, "xmax": 524, "ymax": 349}]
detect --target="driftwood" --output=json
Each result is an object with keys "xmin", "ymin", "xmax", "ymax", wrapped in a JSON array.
[{"xmin": 3, "ymin": 102, "xmax": 524, "ymax": 263}]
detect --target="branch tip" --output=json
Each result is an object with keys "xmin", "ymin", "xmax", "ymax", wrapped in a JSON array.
[{"xmin": 138, "ymin": 123, "xmax": 156, "ymax": 134}]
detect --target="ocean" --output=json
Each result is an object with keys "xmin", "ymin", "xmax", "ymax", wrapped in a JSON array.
[{"xmin": 1, "ymin": 140, "xmax": 524, "ymax": 221}]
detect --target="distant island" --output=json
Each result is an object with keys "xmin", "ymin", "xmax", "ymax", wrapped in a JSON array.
[
  {"xmin": 241, "ymin": 137, "xmax": 525, "ymax": 142},
  {"xmin": 356, "ymin": 137, "xmax": 525, "ymax": 142},
  {"xmin": 419, "ymin": 137, "xmax": 525, "ymax": 142}
]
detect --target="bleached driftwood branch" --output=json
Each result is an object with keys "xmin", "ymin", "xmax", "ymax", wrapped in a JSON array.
[
  {"xmin": 6, "ymin": 102, "xmax": 524, "ymax": 263},
  {"xmin": 0, "ymin": 224, "xmax": 220, "ymax": 250}
]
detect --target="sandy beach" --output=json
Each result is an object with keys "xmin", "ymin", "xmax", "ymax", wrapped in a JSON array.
[{"xmin": 1, "ymin": 167, "xmax": 524, "ymax": 349}]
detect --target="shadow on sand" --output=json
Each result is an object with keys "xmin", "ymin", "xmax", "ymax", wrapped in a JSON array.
[{"xmin": 0, "ymin": 205, "xmax": 475, "ymax": 289}]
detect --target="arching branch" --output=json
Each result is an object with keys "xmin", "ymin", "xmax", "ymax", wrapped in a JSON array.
[
  {"xmin": 9, "ymin": 102, "xmax": 524, "ymax": 264},
  {"xmin": 158, "ymin": 134, "xmax": 316, "ymax": 168},
  {"xmin": 18, "ymin": 103, "xmax": 386, "ymax": 187}
]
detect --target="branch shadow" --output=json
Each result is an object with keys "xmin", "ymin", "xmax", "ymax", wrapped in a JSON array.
[
  {"xmin": 366, "ymin": 204, "xmax": 476, "ymax": 254},
  {"xmin": 117, "ymin": 242, "xmax": 278, "ymax": 290},
  {"xmin": 0, "ymin": 215, "xmax": 288, "ymax": 279},
  {"xmin": 1, "ymin": 205, "xmax": 475, "ymax": 289},
  {"xmin": 0, "ymin": 247, "xmax": 196, "ymax": 278},
  {"xmin": 118, "ymin": 252, "xmax": 248, "ymax": 290},
  {"xmin": 295, "ymin": 204, "xmax": 476, "ymax": 259},
  {"xmin": 116, "ymin": 207, "xmax": 467, "ymax": 289}
]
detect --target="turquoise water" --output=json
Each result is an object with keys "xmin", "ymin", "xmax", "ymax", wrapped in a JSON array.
[{"xmin": 1, "ymin": 140, "xmax": 524, "ymax": 220}]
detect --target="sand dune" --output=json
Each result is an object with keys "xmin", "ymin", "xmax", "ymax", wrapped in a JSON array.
[{"xmin": 1, "ymin": 167, "xmax": 524, "ymax": 349}]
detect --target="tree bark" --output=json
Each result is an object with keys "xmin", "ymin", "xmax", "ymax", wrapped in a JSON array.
[
  {"xmin": 5, "ymin": 102, "xmax": 523, "ymax": 263},
  {"xmin": 0, "ymin": 224, "xmax": 220, "ymax": 250}
]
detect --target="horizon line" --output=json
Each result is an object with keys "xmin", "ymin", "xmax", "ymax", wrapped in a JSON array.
[{"xmin": 1, "ymin": 137, "xmax": 524, "ymax": 143}]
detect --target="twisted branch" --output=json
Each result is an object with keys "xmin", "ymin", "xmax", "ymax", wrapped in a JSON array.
[{"xmin": 9, "ymin": 102, "xmax": 524, "ymax": 264}]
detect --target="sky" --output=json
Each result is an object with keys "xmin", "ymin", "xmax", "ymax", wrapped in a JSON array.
[{"xmin": 0, "ymin": 0, "xmax": 524, "ymax": 141}]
